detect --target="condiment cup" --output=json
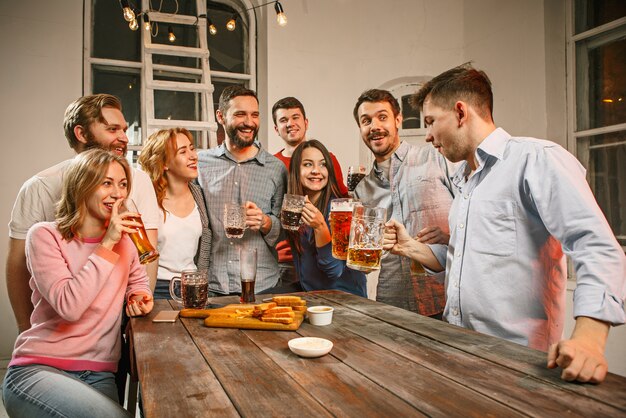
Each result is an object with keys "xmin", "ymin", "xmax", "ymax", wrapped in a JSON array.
[
  {"xmin": 307, "ymin": 306, "xmax": 334, "ymax": 326},
  {"xmin": 288, "ymin": 337, "xmax": 333, "ymax": 358}
]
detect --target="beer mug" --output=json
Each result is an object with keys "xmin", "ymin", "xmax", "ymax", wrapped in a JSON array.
[
  {"xmin": 169, "ymin": 269, "xmax": 209, "ymax": 309},
  {"xmin": 121, "ymin": 198, "xmax": 159, "ymax": 264},
  {"xmin": 346, "ymin": 206, "xmax": 387, "ymax": 271},
  {"xmin": 280, "ymin": 194, "xmax": 306, "ymax": 231},
  {"xmin": 330, "ymin": 198, "xmax": 360, "ymax": 260},
  {"xmin": 346, "ymin": 165, "xmax": 367, "ymax": 192},
  {"xmin": 224, "ymin": 202, "xmax": 246, "ymax": 239},
  {"xmin": 239, "ymin": 248, "xmax": 257, "ymax": 303}
]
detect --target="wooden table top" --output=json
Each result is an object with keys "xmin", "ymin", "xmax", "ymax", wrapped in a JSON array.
[{"xmin": 130, "ymin": 291, "xmax": 626, "ymax": 417}]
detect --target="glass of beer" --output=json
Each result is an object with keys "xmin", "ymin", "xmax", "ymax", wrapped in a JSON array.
[
  {"xmin": 347, "ymin": 165, "xmax": 367, "ymax": 192},
  {"xmin": 240, "ymin": 248, "xmax": 257, "ymax": 303},
  {"xmin": 330, "ymin": 198, "xmax": 360, "ymax": 260},
  {"xmin": 346, "ymin": 206, "xmax": 387, "ymax": 271},
  {"xmin": 280, "ymin": 194, "xmax": 306, "ymax": 231},
  {"xmin": 169, "ymin": 269, "xmax": 208, "ymax": 309},
  {"xmin": 224, "ymin": 202, "xmax": 246, "ymax": 238},
  {"xmin": 121, "ymin": 198, "xmax": 159, "ymax": 264}
]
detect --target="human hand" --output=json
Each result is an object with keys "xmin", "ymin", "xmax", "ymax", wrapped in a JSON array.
[
  {"xmin": 101, "ymin": 199, "xmax": 142, "ymax": 250},
  {"xmin": 244, "ymin": 201, "xmax": 267, "ymax": 232},
  {"xmin": 301, "ymin": 197, "xmax": 325, "ymax": 230},
  {"xmin": 125, "ymin": 293, "xmax": 154, "ymax": 317},
  {"xmin": 383, "ymin": 219, "xmax": 413, "ymax": 256},
  {"xmin": 417, "ymin": 226, "xmax": 449, "ymax": 245},
  {"xmin": 547, "ymin": 317, "xmax": 609, "ymax": 383}
]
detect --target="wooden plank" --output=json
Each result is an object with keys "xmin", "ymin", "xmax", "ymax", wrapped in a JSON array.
[
  {"xmin": 145, "ymin": 43, "xmax": 209, "ymax": 59},
  {"xmin": 305, "ymin": 295, "xmax": 623, "ymax": 417},
  {"xmin": 148, "ymin": 80, "xmax": 214, "ymax": 93},
  {"xmin": 148, "ymin": 119, "xmax": 217, "ymax": 130},
  {"xmin": 130, "ymin": 300, "xmax": 239, "ymax": 418},
  {"xmin": 182, "ymin": 315, "xmax": 334, "ymax": 417},
  {"xmin": 314, "ymin": 291, "xmax": 626, "ymax": 411}
]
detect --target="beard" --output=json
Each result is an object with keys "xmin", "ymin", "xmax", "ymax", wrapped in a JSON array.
[
  {"xmin": 226, "ymin": 123, "xmax": 258, "ymax": 149},
  {"xmin": 366, "ymin": 129, "xmax": 397, "ymax": 157},
  {"xmin": 83, "ymin": 130, "xmax": 127, "ymax": 156}
]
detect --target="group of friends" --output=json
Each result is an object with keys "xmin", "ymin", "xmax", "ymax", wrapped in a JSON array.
[{"xmin": 2, "ymin": 63, "xmax": 625, "ymax": 417}]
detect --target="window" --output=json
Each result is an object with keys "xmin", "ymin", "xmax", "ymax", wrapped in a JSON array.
[
  {"xmin": 84, "ymin": 0, "xmax": 256, "ymax": 163},
  {"xmin": 568, "ymin": 0, "xmax": 626, "ymax": 249}
]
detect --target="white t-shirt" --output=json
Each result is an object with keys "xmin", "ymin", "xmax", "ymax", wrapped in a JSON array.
[
  {"xmin": 9, "ymin": 159, "xmax": 160, "ymax": 239},
  {"xmin": 156, "ymin": 205, "xmax": 203, "ymax": 282}
]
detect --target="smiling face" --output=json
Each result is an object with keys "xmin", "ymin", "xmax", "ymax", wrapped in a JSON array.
[
  {"xmin": 84, "ymin": 107, "xmax": 130, "ymax": 157},
  {"xmin": 300, "ymin": 147, "xmax": 328, "ymax": 202},
  {"xmin": 166, "ymin": 132, "xmax": 198, "ymax": 182},
  {"xmin": 85, "ymin": 161, "xmax": 128, "ymax": 225},
  {"xmin": 423, "ymin": 97, "xmax": 469, "ymax": 163},
  {"xmin": 274, "ymin": 107, "xmax": 309, "ymax": 147},
  {"xmin": 357, "ymin": 101, "xmax": 402, "ymax": 162},
  {"xmin": 217, "ymin": 95, "xmax": 259, "ymax": 149}
]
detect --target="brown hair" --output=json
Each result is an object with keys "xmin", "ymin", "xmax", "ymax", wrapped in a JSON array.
[
  {"xmin": 271, "ymin": 96, "xmax": 306, "ymax": 125},
  {"xmin": 138, "ymin": 127, "xmax": 194, "ymax": 219},
  {"xmin": 411, "ymin": 63, "xmax": 494, "ymax": 121},
  {"xmin": 286, "ymin": 139, "xmax": 346, "ymax": 254},
  {"xmin": 353, "ymin": 89, "xmax": 401, "ymax": 125},
  {"xmin": 218, "ymin": 85, "xmax": 258, "ymax": 115},
  {"xmin": 63, "ymin": 94, "xmax": 123, "ymax": 151},
  {"xmin": 56, "ymin": 148, "xmax": 131, "ymax": 240}
]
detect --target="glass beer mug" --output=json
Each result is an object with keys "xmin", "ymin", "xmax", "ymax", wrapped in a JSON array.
[
  {"xmin": 346, "ymin": 206, "xmax": 387, "ymax": 271},
  {"xmin": 330, "ymin": 198, "xmax": 360, "ymax": 260}
]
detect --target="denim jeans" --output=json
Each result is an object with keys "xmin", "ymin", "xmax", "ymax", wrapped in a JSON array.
[{"xmin": 2, "ymin": 365, "xmax": 131, "ymax": 418}]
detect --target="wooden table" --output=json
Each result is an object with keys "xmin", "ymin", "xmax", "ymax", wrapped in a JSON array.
[{"xmin": 129, "ymin": 291, "xmax": 626, "ymax": 417}]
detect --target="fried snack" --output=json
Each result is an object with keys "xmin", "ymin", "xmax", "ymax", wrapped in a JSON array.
[
  {"xmin": 292, "ymin": 306, "xmax": 307, "ymax": 312},
  {"xmin": 263, "ymin": 311, "xmax": 295, "ymax": 318},
  {"xmin": 260, "ymin": 316, "xmax": 294, "ymax": 324},
  {"xmin": 272, "ymin": 295, "xmax": 302, "ymax": 304},
  {"xmin": 265, "ymin": 306, "xmax": 293, "ymax": 314},
  {"xmin": 254, "ymin": 302, "xmax": 277, "ymax": 312},
  {"xmin": 179, "ymin": 309, "xmax": 213, "ymax": 318}
]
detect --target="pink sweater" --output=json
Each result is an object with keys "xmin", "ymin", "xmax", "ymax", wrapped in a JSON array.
[{"xmin": 10, "ymin": 222, "xmax": 151, "ymax": 372}]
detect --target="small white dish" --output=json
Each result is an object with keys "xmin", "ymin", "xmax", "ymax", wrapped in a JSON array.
[
  {"xmin": 307, "ymin": 306, "xmax": 334, "ymax": 326},
  {"xmin": 288, "ymin": 337, "xmax": 333, "ymax": 358}
]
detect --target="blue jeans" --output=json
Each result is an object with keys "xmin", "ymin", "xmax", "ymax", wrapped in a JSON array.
[{"xmin": 2, "ymin": 365, "xmax": 131, "ymax": 417}]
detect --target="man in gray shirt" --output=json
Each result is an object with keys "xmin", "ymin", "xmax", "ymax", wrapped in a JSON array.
[
  {"xmin": 197, "ymin": 86, "xmax": 287, "ymax": 295},
  {"xmin": 353, "ymin": 89, "xmax": 455, "ymax": 317}
]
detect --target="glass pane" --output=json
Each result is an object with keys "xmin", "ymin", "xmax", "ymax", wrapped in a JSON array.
[
  {"xmin": 401, "ymin": 95, "xmax": 421, "ymax": 129},
  {"xmin": 92, "ymin": 0, "xmax": 140, "ymax": 61},
  {"xmin": 151, "ymin": 21, "xmax": 199, "ymax": 49},
  {"xmin": 153, "ymin": 54, "xmax": 199, "ymax": 69},
  {"xmin": 575, "ymin": 0, "xmax": 626, "ymax": 34},
  {"xmin": 212, "ymin": 79, "xmax": 246, "ymax": 146},
  {"xmin": 575, "ymin": 26, "xmax": 626, "ymax": 131},
  {"xmin": 92, "ymin": 66, "xmax": 142, "ymax": 146},
  {"xmin": 577, "ymin": 131, "xmax": 626, "ymax": 247},
  {"xmin": 207, "ymin": 1, "xmax": 246, "ymax": 73}
]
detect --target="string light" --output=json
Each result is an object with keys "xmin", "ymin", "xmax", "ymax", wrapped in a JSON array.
[
  {"xmin": 226, "ymin": 15, "xmax": 237, "ymax": 31},
  {"xmin": 208, "ymin": 18, "xmax": 217, "ymax": 36},
  {"xmin": 275, "ymin": 1, "xmax": 287, "ymax": 27},
  {"xmin": 143, "ymin": 13, "xmax": 151, "ymax": 31},
  {"xmin": 129, "ymin": 18, "xmax": 139, "ymax": 31},
  {"xmin": 120, "ymin": 0, "xmax": 135, "ymax": 22},
  {"xmin": 168, "ymin": 25, "xmax": 176, "ymax": 42}
]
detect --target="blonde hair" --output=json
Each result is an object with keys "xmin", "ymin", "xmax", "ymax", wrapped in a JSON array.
[
  {"xmin": 138, "ymin": 128, "xmax": 194, "ymax": 219},
  {"xmin": 56, "ymin": 149, "xmax": 131, "ymax": 240}
]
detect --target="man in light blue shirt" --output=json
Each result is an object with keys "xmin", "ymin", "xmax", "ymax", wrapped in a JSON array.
[{"xmin": 383, "ymin": 64, "xmax": 625, "ymax": 384}]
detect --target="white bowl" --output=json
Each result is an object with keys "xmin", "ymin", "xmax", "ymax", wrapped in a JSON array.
[
  {"xmin": 288, "ymin": 337, "xmax": 333, "ymax": 358},
  {"xmin": 307, "ymin": 306, "xmax": 334, "ymax": 326}
]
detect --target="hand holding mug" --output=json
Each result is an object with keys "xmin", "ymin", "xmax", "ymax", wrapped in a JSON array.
[
  {"xmin": 244, "ymin": 201, "xmax": 266, "ymax": 232},
  {"xmin": 101, "ymin": 199, "xmax": 141, "ymax": 250},
  {"xmin": 301, "ymin": 196, "xmax": 325, "ymax": 230}
]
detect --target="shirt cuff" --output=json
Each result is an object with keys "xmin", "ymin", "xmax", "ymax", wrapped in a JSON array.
[
  {"xmin": 94, "ymin": 245, "xmax": 120, "ymax": 265},
  {"xmin": 426, "ymin": 243, "xmax": 447, "ymax": 273},
  {"xmin": 573, "ymin": 283, "xmax": 626, "ymax": 326}
]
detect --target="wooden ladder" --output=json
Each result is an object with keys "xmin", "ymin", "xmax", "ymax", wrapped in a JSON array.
[{"xmin": 139, "ymin": 0, "xmax": 218, "ymax": 150}]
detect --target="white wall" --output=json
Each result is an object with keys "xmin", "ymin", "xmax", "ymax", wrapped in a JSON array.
[{"xmin": 0, "ymin": 0, "xmax": 82, "ymax": 360}]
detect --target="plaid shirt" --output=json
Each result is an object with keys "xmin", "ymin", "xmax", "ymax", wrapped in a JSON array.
[
  {"xmin": 355, "ymin": 141, "xmax": 456, "ymax": 316},
  {"xmin": 197, "ymin": 142, "xmax": 287, "ymax": 294}
]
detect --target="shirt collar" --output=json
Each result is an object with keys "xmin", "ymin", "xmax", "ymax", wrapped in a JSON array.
[
  {"xmin": 451, "ymin": 128, "xmax": 510, "ymax": 188},
  {"xmin": 373, "ymin": 141, "xmax": 408, "ymax": 174},
  {"xmin": 216, "ymin": 141, "xmax": 265, "ymax": 165}
]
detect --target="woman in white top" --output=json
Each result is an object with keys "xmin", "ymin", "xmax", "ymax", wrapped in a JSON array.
[{"xmin": 138, "ymin": 128, "xmax": 211, "ymax": 299}]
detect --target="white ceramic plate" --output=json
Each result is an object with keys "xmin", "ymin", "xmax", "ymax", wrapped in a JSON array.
[{"xmin": 288, "ymin": 337, "xmax": 333, "ymax": 358}]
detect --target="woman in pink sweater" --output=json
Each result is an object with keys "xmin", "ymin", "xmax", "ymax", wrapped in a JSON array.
[{"xmin": 2, "ymin": 149, "xmax": 153, "ymax": 418}]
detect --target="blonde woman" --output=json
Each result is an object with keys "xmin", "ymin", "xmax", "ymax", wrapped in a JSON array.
[
  {"xmin": 2, "ymin": 148, "xmax": 152, "ymax": 417},
  {"xmin": 139, "ymin": 128, "xmax": 211, "ymax": 299}
]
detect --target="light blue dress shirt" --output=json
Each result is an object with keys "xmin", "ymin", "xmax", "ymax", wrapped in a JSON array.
[{"xmin": 431, "ymin": 128, "xmax": 626, "ymax": 350}]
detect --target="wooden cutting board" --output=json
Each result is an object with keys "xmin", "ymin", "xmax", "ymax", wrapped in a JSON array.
[{"xmin": 203, "ymin": 312, "xmax": 305, "ymax": 331}]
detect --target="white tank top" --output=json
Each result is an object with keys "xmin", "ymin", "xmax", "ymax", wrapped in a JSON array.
[{"xmin": 156, "ymin": 205, "xmax": 203, "ymax": 282}]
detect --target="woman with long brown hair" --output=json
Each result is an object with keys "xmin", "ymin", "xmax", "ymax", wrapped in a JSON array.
[
  {"xmin": 286, "ymin": 140, "xmax": 367, "ymax": 297},
  {"xmin": 138, "ymin": 128, "xmax": 211, "ymax": 299}
]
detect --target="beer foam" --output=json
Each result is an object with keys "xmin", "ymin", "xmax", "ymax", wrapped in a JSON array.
[{"xmin": 331, "ymin": 201, "xmax": 355, "ymax": 212}]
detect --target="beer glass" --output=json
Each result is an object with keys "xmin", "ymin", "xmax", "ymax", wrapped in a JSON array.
[
  {"xmin": 224, "ymin": 202, "xmax": 246, "ymax": 238},
  {"xmin": 169, "ymin": 269, "xmax": 208, "ymax": 309},
  {"xmin": 240, "ymin": 248, "xmax": 257, "ymax": 303},
  {"xmin": 280, "ymin": 194, "xmax": 306, "ymax": 231},
  {"xmin": 330, "ymin": 198, "xmax": 360, "ymax": 260},
  {"xmin": 121, "ymin": 198, "xmax": 159, "ymax": 264},
  {"xmin": 346, "ymin": 165, "xmax": 367, "ymax": 192},
  {"xmin": 346, "ymin": 206, "xmax": 387, "ymax": 271}
]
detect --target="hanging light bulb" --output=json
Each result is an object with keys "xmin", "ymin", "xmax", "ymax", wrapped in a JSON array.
[
  {"xmin": 143, "ymin": 13, "xmax": 151, "ymax": 31},
  {"xmin": 129, "ymin": 18, "xmax": 139, "ymax": 31},
  {"xmin": 168, "ymin": 26, "xmax": 176, "ymax": 42},
  {"xmin": 120, "ymin": 0, "xmax": 135, "ymax": 22},
  {"xmin": 274, "ymin": 1, "xmax": 287, "ymax": 27},
  {"xmin": 226, "ymin": 15, "xmax": 237, "ymax": 31},
  {"xmin": 208, "ymin": 18, "xmax": 217, "ymax": 36}
]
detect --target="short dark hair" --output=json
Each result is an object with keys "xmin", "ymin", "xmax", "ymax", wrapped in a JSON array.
[
  {"xmin": 218, "ymin": 85, "xmax": 258, "ymax": 115},
  {"xmin": 412, "ymin": 63, "xmax": 493, "ymax": 121},
  {"xmin": 271, "ymin": 97, "xmax": 306, "ymax": 125},
  {"xmin": 63, "ymin": 94, "xmax": 122, "ymax": 151},
  {"xmin": 353, "ymin": 89, "xmax": 401, "ymax": 125}
]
